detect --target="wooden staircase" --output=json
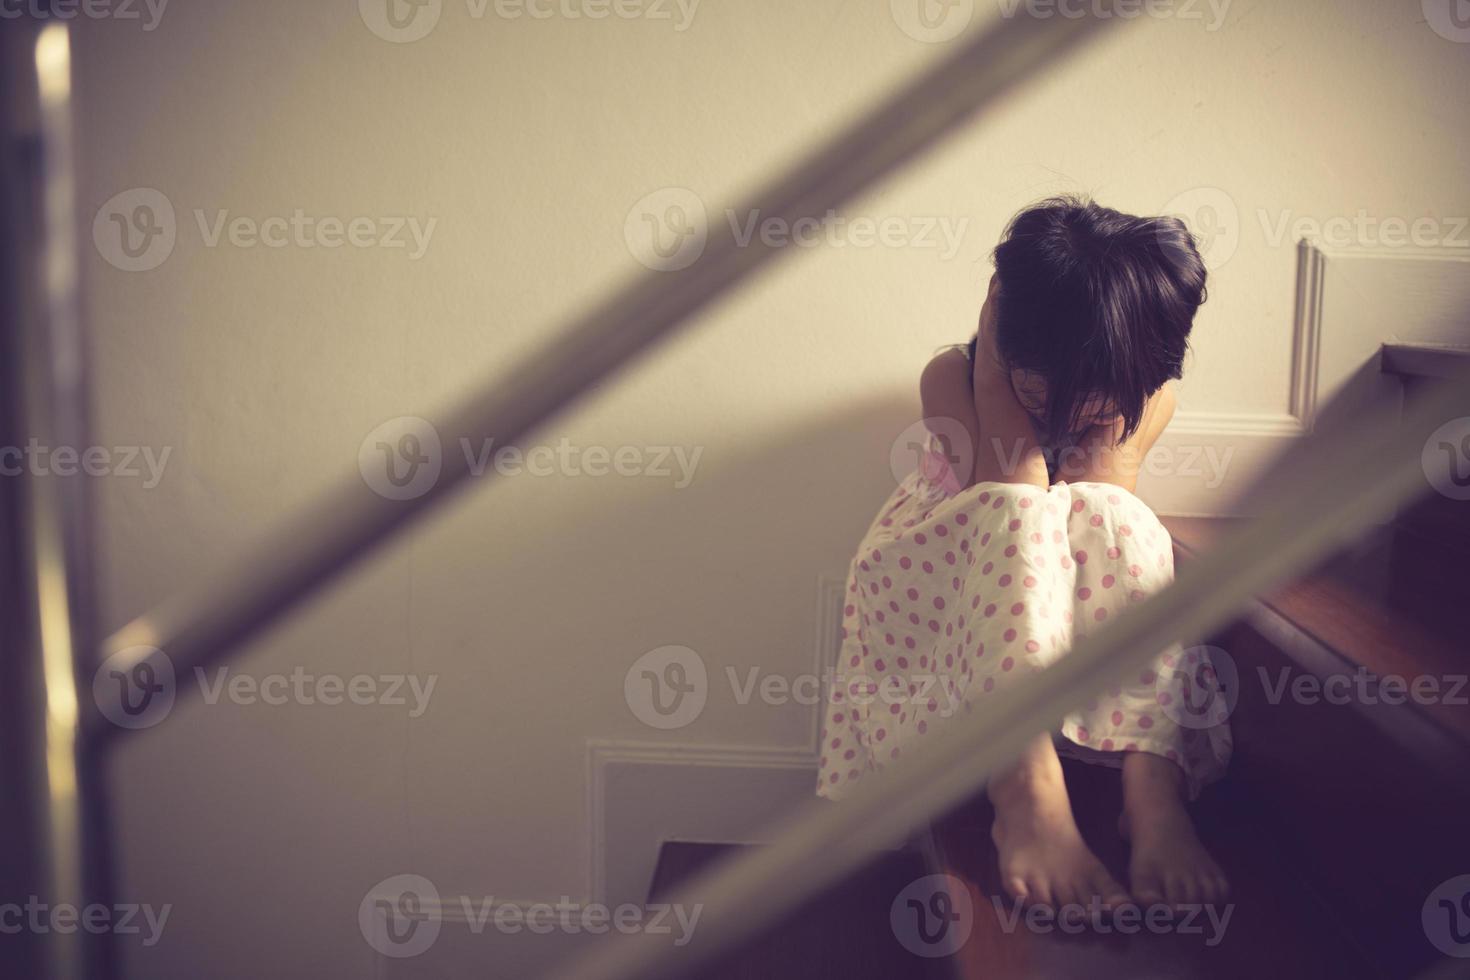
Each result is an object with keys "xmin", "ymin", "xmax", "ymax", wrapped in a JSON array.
[{"xmin": 645, "ymin": 345, "xmax": 1470, "ymax": 979}]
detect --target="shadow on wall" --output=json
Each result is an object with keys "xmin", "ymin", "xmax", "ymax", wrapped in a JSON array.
[{"xmin": 116, "ymin": 388, "xmax": 926, "ymax": 980}]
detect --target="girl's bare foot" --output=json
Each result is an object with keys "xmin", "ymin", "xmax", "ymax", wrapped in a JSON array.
[
  {"xmin": 1120, "ymin": 752, "xmax": 1230, "ymax": 908},
  {"xmin": 989, "ymin": 736, "xmax": 1132, "ymax": 913}
]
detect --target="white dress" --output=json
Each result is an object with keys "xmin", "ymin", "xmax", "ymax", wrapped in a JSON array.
[{"xmin": 814, "ymin": 435, "xmax": 1232, "ymax": 803}]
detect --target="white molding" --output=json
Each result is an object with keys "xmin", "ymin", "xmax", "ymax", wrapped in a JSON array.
[
  {"xmin": 1290, "ymin": 238, "xmax": 1328, "ymax": 429},
  {"xmin": 586, "ymin": 737, "xmax": 818, "ymax": 906},
  {"xmin": 579, "ymin": 569, "xmax": 845, "ymax": 905},
  {"xmin": 1165, "ymin": 410, "xmax": 1305, "ymax": 437},
  {"xmin": 1144, "ymin": 237, "xmax": 1470, "ymax": 515},
  {"xmin": 588, "ymin": 738, "xmax": 817, "ymax": 770},
  {"xmin": 1309, "ymin": 241, "xmax": 1470, "ymax": 263}
]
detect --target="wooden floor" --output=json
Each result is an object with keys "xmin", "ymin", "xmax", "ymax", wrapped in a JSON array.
[
  {"xmin": 647, "ymin": 838, "xmax": 958, "ymax": 980},
  {"xmin": 929, "ymin": 761, "xmax": 1377, "ymax": 980}
]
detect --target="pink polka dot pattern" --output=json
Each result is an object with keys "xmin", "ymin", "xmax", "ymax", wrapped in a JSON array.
[{"xmin": 815, "ymin": 473, "xmax": 1232, "ymax": 804}]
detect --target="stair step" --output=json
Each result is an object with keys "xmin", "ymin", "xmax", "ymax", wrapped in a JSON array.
[
  {"xmin": 1159, "ymin": 515, "xmax": 1470, "ymax": 976},
  {"xmin": 646, "ymin": 839, "xmax": 957, "ymax": 980},
  {"xmin": 1162, "ymin": 516, "xmax": 1470, "ymax": 747},
  {"xmin": 930, "ymin": 760, "xmax": 1374, "ymax": 979}
]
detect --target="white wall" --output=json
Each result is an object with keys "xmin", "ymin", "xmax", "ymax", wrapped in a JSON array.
[{"xmin": 70, "ymin": 1, "xmax": 1470, "ymax": 977}]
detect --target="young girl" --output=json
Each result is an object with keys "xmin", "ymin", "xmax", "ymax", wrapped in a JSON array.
[{"xmin": 816, "ymin": 196, "xmax": 1231, "ymax": 913}]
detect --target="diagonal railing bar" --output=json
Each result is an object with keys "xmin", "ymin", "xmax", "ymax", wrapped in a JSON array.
[
  {"xmin": 549, "ymin": 364, "xmax": 1470, "ymax": 980},
  {"xmin": 91, "ymin": 6, "xmax": 1128, "ymax": 747}
]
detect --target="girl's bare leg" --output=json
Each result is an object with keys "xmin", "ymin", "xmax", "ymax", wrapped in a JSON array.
[
  {"xmin": 1119, "ymin": 751, "xmax": 1230, "ymax": 907},
  {"xmin": 989, "ymin": 734, "xmax": 1132, "ymax": 911}
]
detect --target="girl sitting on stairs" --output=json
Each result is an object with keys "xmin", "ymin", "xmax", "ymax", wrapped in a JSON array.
[{"xmin": 816, "ymin": 196, "xmax": 1232, "ymax": 914}]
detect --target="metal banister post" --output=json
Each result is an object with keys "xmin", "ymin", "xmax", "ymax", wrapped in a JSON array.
[{"xmin": 1, "ymin": 21, "xmax": 118, "ymax": 980}]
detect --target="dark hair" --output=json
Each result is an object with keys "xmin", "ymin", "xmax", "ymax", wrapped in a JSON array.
[{"xmin": 975, "ymin": 195, "xmax": 1207, "ymax": 443}]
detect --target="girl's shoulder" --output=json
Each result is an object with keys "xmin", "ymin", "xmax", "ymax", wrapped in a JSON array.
[{"xmin": 920, "ymin": 344, "xmax": 973, "ymax": 409}]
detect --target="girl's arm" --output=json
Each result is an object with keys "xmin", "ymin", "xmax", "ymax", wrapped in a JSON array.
[
  {"xmin": 919, "ymin": 335, "xmax": 1049, "ymax": 491},
  {"xmin": 920, "ymin": 347, "xmax": 982, "ymax": 486},
  {"xmin": 968, "ymin": 322, "xmax": 1050, "ymax": 488}
]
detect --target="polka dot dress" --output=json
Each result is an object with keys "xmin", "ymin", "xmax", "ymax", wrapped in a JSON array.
[{"xmin": 815, "ymin": 443, "xmax": 1232, "ymax": 803}]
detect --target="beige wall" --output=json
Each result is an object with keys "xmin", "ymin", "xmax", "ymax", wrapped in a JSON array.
[{"xmin": 70, "ymin": 1, "xmax": 1470, "ymax": 976}]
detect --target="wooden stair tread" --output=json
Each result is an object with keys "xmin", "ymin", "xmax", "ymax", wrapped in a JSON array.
[
  {"xmin": 646, "ymin": 839, "xmax": 956, "ymax": 980},
  {"xmin": 1161, "ymin": 515, "xmax": 1470, "ymax": 744},
  {"xmin": 930, "ymin": 760, "xmax": 1375, "ymax": 980}
]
